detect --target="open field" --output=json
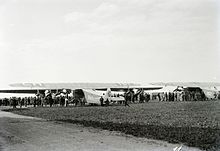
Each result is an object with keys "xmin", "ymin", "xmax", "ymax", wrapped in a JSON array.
[
  {"xmin": 4, "ymin": 101, "xmax": 220, "ymax": 150},
  {"xmin": 0, "ymin": 110, "xmax": 183, "ymax": 151}
]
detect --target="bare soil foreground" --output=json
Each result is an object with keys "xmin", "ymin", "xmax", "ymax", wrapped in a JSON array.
[
  {"xmin": 0, "ymin": 110, "xmax": 201, "ymax": 151},
  {"xmin": 3, "ymin": 101, "xmax": 220, "ymax": 150}
]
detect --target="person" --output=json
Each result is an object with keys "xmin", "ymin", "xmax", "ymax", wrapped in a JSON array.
[
  {"xmin": 60, "ymin": 96, "xmax": 65, "ymax": 106},
  {"xmin": 100, "ymin": 96, "xmax": 104, "ymax": 106},
  {"xmin": 124, "ymin": 94, "xmax": 130, "ymax": 107},
  {"xmin": 41, "ymin": 97, "xmax": 45, "ymax": 107},
  {"xmin": 27, "ymin": 97, "xmax": 30, "ymax": 105},
  {"xmin": 105, "ymin": 98, "xmax": 109, "ymax": 106},
  {"xmin": 65, "ymin": 97, "xmax": 68, "ymax": 107},
  {"xmin": 12, "ymin": 97, "xmax": 17, "ymax": 108},
  {"xmin": 172, "ymin": 92, "xmax": 175, "ymax": 101},
  {"xmin": 130, "ymin": 90, "xmax": 134, "ymax": 103},
  {"xmin": 185, "ymin": 91, "xmax": 189, "ymax": 101},
  {"xmin": 165, "ymin": 92, "xmax": 168, "ymax": 101},
  {"xmin": 46, "ymin": 94, "xmax": 53, "ymax": 107},
  {"xmin": 17, "ymin": 97, "xmax": 21, "ymax": 108},
  {"xmin": 24, "ymin": 97, "xmax": 28, "ymax": 107},
  {"xmin": 174, "ymin": 92, "xmax": 177, "ymax": 101},
  {"xmin": 157, "ymin": 93, "xmax": 161, "ymax": 101},
  {"xmin": 140, "ymin": 93, "xmax": 145, "ymax": 103},
  {"xmin": 73, "ymin": 98, "xmax": 78, "ymax": 107},
  {"xmin": 168, "ymin": 92, "xmax": 171, "ymax": 101},
  {"xmin": 20, "ymin": 98, "xmax": 24, "ymax": 108},
  {"xmin": 33, "ymin": 97, "xmax": 37, "ymax": 107},
  {"xmin": 37, "ymin": 97, "xmax": 41, "ymax": 106}
]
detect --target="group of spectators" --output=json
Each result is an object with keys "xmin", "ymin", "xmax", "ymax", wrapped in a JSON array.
[
  {"xmin": 123, "ymin": 90, "xmax": 151, "ymax": 104},
  {"xmin": 157, "ymin": 90, "xmax": 208, "ymax": 102},
  {"xmin": 0, "ymin": 97, "xmax": 36, "ymax": 108},
  {"xmin": 1, "ymin": 89, "xmax": 219, "ymax": 108},
  {"xmin": 0, "ymin": 95, "xmax": 77, "ymax": 108}
]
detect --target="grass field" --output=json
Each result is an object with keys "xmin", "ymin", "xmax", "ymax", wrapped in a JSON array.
[{"xmin": 4, "ymin": 101, "xmax": 220, "ymax": 150}]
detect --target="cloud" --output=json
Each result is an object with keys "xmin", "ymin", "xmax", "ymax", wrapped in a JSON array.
[
  {"xmin": 64, "ymin": 2, "xmax": 120, "ymax": 23},
  {"xmin": 64, "ymin": 0, "xmax": 216, "ymax": 37},
  {"xmin": 64, "ymin": 12, "xmax": 86, "ymax": 23},
  {"xmin": 64, "ymin": 2, "xmax": 142, "ymax": 34},
  {"xmin": 0, "ymin": 0, "xmax": 218, "ymax": 83},
  {"xmin": 64, "ymin": 2, "xmax": 122, "ymax": 35}
]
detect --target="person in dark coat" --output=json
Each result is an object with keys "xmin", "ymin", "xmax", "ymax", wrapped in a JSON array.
[
  {"xmin": 105, "ymin": 98, "xmax": 109, "ymax": 106},
  {"xmin": 33, "ymin": 97, "xmax": 37, "ymax": 107},
  {"xmin": 60, "ymin": 96, "xmax": 65, "ymax": 107},
  {"xmin": 12, "ymin": 97, "xmax": 17, "ymax": 108},
  {"xmin": 165, "ymin": 92, "xmax": 168, "ymax": 101},
  {"xmin": 20, "ymin": 98, "xmax": 24, "ymax": 108},
  {"xmin": 48, "ymin": 95, "xmax": 53, "ymax": 107},
  {"xmin": 100, "ymin": 96, "xmax": 104, "ymax": 106},
  {"xmin": 124, "ymin": 93, "xmax": 130, "ymax": 107}
]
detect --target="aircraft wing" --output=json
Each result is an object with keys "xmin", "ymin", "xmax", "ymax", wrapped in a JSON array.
[
  {"xmin": 95, "ymin": 85, "xmax": 163, "ymax": 91},
  {"xmin": 0, "ymin": 88, "xmax": 71, "ymax": 94},
  {"xmin": 0, "ymin": 83, "xmax": 162, "ymax": 95},
  {"xmin": 0, "ymin": 83, "xmax": 139, "ymax": 93},
  {"xmin": 8, "ymin": 83, "xmax": 140, "ymax": 90},
  {"xmin": 151, "ymin": 82, "xmax": 220, "ymax": 87},
  {"xmin": 0, "ymin": 89, "xmax": 40, "ymax": 94}
]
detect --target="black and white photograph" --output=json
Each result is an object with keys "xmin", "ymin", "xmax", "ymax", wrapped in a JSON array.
[{"xmin": 0, "ymin": 0, "xmax": 219, "ymax": 150}]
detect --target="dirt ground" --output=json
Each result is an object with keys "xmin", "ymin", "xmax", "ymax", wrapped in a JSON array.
[{"xmin": 0, "ymin": 110, "xmax": 201, "ymax": 151}]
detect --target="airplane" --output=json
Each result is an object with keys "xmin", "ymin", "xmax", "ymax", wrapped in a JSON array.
[
  {"xmin": 0, "ymin": 82, "xmax": 163, "ymax": 105},
  {"xmin": 150, "ymin": 82, "xmax": 220, "ymax": 99}
]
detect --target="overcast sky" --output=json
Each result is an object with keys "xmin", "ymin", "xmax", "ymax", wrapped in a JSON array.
[{"xmin": 0, "ymin": 0, "xmax": 219, "ymax": 85}]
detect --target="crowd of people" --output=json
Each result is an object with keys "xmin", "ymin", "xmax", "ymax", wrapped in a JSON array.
[
  {"xmin": 0, "ymin": 95, "xmax": 77, "ymax": 108},
  {"xmin": 0, "ymin": 91, "xmax": 150, "ymax": 108},
  {"xmin": 123, "ymin": 90, "xmax": 151, "ymax": 104},
  {"xmin": 156, "ymin": 90, "xmax": 217, "ymax": 102},
  {"xmin": 0, "ymin": 88, "xmax": 219, "ymax": 108}
]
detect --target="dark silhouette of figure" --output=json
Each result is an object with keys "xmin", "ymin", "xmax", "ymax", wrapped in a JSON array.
[
  {"xmin": 124, "ymin": 93, "xmax": 130, "ymax": 107},
  {"xmin": 105, "ymin": 98, "xmax": 109, "ymax": 106},
  {"xmin": 12, "ymin": 97, "xmax": 17, "ymax": 108},
  {"xmin": 60, "ymin": 96, "xmax": 65, "ymax": 107},
  {"xmin": 100, "ymin": 96, "xmax": 104, "ymax": 106},
  {"xmin": 157, "ymin": 93, "xmax": 161, "ymax": 101},
  {"xmin": 33, "ymin": 97, "xmax": 37, "ymax": 107}
]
